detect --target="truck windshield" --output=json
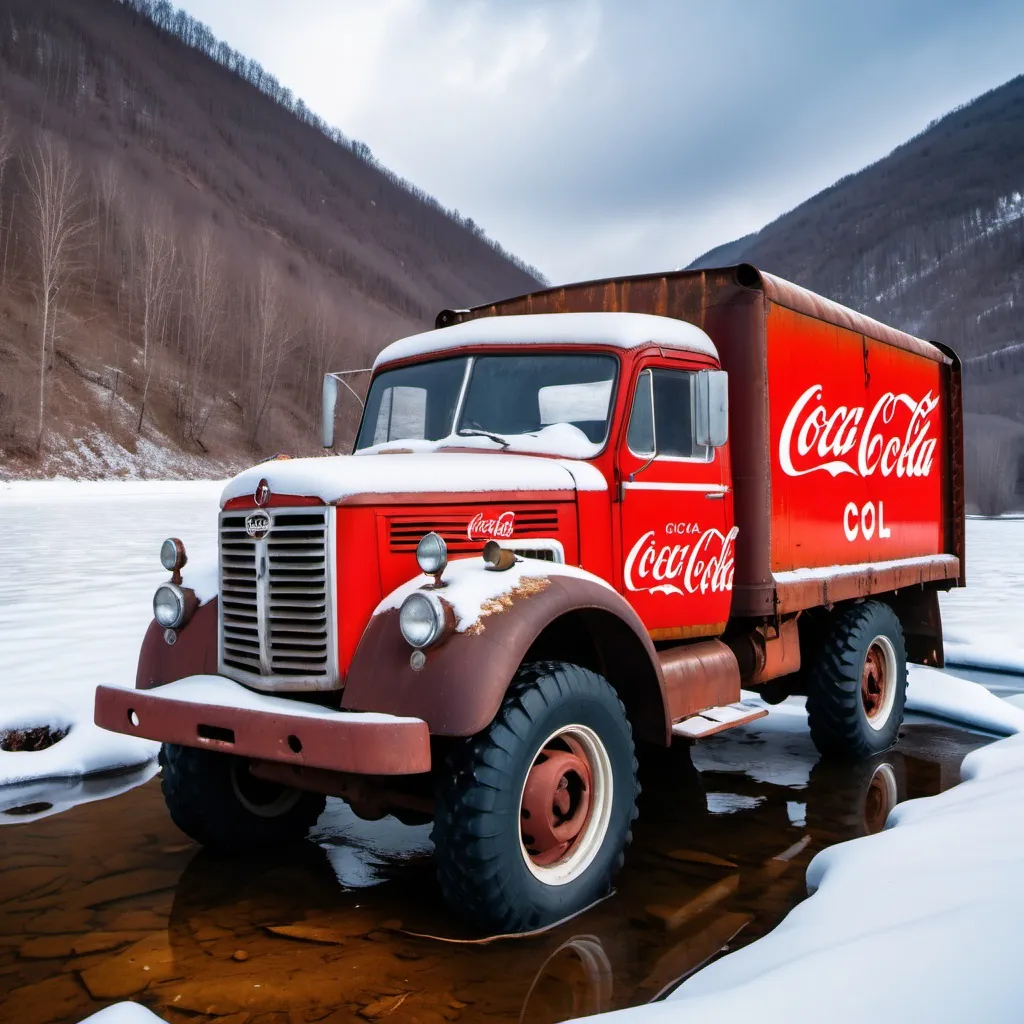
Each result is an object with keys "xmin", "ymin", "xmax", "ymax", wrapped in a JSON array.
[{"xmin": 354, "ymin": 353, "xmax": 618, "ymax": 458}]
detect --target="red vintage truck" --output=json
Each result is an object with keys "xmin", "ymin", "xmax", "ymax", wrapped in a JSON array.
[{"xmin": 95, "ymin": 264, "xmax": 964, "ymax": 932}]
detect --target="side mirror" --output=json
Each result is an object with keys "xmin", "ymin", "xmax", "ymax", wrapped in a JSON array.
[
  {"xmin": 695, "ymin": 369, "xmax": 729, "ymax": 448},
  {"xmin": 321, "ymin": 375, "xmax": 339, "ymax": 449}
]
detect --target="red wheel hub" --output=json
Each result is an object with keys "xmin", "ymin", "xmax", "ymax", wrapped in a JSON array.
[
  {"xmin": 520, "ymin": 737, "xmax": 593, "ymax": 867},
  {"xmin": 862, "ymin": 642, "xmax": 888, "ymax": 720}
]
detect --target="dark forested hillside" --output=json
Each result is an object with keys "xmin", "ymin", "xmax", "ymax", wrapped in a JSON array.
[
  {"xmin": 689, "ymin": 74, "xmax": 1024, "ymax": 512},
  {"xmin": 0, "ymin": 0, "xmax": 542, "ymax": 478}
]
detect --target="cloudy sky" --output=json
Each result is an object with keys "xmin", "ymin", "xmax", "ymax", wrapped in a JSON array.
[{"xmin": 180, "ymin": 0, "xmax": 1024, "ymax": 285}]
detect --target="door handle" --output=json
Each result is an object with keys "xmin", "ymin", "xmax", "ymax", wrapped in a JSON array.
[{"xmin": 704, "ymin": 491, "xmax": 726, "ymax": 500}]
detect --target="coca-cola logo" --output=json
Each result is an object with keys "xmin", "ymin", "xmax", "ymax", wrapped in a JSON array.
[
  {"xmin": 779, "ymin": 384, "xmax": 938, "ymax": 479},
  {"xmin": 624, "ymin": 525, "xmax": 738, "ymax": 597},
  {"xmin": 467, "ymin": 511, "xmax": 515, "ymax": 541}
]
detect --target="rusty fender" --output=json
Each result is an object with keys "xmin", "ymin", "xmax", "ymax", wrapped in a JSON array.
[
  {"xmin": 341, "ymin": 570, "xmax": 673, "ymax": 743},
  {"xmin": 135, "ymin": 595, "xmax": 218, "ymax": 689}
]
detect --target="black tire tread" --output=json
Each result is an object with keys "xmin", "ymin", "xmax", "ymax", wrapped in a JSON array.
[
  {"xmin": 159, "ymin": 743, "xmax": 325, "ymax": 851},
  {"xmin": 805, "ymin": 601, "xmax": 907, "ymax": 761},
  {"xmin": 432, "ymin": 661, "xmax": 638, "ymax": 932}
]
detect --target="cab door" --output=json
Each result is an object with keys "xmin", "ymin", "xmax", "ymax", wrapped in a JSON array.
[{"xmin": 617, "ymin": 363, "xmax": 735, "ymax": 639}]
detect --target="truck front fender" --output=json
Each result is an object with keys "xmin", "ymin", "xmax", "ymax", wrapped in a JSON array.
[
  {"xmin": 135, "ymin": 597, "xmax": 219, "ymax": 689},
  {"xmin": 341, "ymin": 562, "xmax": 670, "ymax": 742}
]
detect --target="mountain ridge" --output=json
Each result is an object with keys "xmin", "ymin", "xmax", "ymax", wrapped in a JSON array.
[
  {"xmin": 0, "ymin": 0, "xmax": 541, "ymax": 478},
  {"xmin": 686, "ymin": 73, "xmax": 1024, "ymax": 511}
]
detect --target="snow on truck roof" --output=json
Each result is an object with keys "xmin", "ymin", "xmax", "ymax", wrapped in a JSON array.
[{"xmin": 372, "ymin": 312, "xmax": 719, "ymax": 370}]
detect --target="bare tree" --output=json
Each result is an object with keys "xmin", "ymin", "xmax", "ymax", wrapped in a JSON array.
[
  {"xmin": 0, "ymin": 110, "xmax": 15, "ymax": 288},
  {"xmin": 92, "ymin": 158, "xmax": 121, "ymax": 304},
  {"xmin": 134, "ymin": 201, "xmax": 178, "ymax": 431},
  {"xmin": 23, "ymin": 132, "xmax": 88, "ymax": 449},
  {"xmin": 301, "ymin": 290, "xmax": 342, "ymax": 413},
  {"xmin": 243, "ymin": 260, "xmax": 294, "ymax": 445},
  {"xmin": 179, "ymin": 225, "xmax": 225, "ymax": 446}
]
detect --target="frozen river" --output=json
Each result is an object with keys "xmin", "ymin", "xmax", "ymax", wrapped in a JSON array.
[{"xmin": 0, "ymin": 481, "xmax": 221, "ymax": 715}]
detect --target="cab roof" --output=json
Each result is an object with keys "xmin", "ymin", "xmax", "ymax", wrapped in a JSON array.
[{"xmin": 372, "ymin": 311, "xmax": 719, "ymax": 371}]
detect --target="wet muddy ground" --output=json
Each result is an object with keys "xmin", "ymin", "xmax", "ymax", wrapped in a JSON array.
[{"xmin": 0, "ymin": 714, "xmax": 993, "ymax": 1024}]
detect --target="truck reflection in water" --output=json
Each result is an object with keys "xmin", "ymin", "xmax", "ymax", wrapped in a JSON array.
[{"xmin": 0, "ymin": 720, "xmax": 989, "ymax": 1024}]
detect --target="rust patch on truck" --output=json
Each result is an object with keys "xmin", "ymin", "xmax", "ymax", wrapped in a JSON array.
[{"xmin": 465, "ymin": 576, "xmax": 552, "ymax": 635}]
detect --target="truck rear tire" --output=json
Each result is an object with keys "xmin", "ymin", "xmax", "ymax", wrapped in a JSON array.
[
  {"xmin": 159, "ymin": 744, "xmax": 326, "ymax": 851},
  {"xmin": 805, "ymin": 601, "xmax": 908, "ymax": 761},
  {"xmin": 432, "ymin": 662, "xmax": 638, "ymax": 934}
]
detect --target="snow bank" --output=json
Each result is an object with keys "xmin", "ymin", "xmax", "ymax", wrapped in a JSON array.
[
  {"xmin": 77, "ymin": 1002, "xmax": 167, "ymax": 1024},
  {"xmin": 0, "ymin": 698, "xmax": 157, "ymax": 790},
  {"xmin": 0, "ymin": 762, "xmax": 157, "ymax": 824},
  {"xmin": 372, "ymin": 312, "xmax": 718, "ymax": 369},
  {"xmin": 907, "ymin": 664, "xmax": 1024, "ymax": 735},
  {"xmin": 588, "ymin": 733, "xmax": 1024, "ymax": 1023},
  {"xmin": 944, "ymin": 640, "xmax": 1024, "ymax": 676},
  {"xmin": 221, "ymin": 451, "xmax": 606, "ymax": 506}
]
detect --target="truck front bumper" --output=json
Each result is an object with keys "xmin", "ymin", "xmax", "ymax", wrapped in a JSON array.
[{"xmin": 94, "ymin": 675, "xmax": 431, "ymax": 775}]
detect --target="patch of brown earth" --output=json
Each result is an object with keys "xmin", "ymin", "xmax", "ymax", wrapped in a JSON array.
[{"xmin": 0, "ymin": 726, "xmax": 69, "ymax": 753}]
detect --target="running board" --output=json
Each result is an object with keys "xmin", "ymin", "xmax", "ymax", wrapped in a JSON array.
[{"xmin": 672, "ymin": 702, "xmax": 768, "ymax": 740}]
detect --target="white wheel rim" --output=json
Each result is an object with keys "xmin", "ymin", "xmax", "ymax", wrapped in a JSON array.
[
  {"xmin": 862, "ymin": 762, "xmax": 899, "ymax": 833},
  {"xmin": 863, "ymin": 635, "xmax": 898, "ymax": 731},
  {"xmin": 230, "ymin": 760, "xmax": 303, "ymax": 818},
  {"xmin": 518, "ymin": 724, "xmax": 614, "ymax": 886}
]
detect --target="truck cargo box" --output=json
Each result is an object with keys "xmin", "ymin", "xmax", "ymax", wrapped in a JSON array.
[{"xmin": 440, "ymin": 264, "xmax": 964, "ymax": 619}]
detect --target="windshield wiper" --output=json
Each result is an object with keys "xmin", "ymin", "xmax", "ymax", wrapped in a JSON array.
[{"xmin": 457, "ymin": 428, "xmax": 511, "ymax": 450}]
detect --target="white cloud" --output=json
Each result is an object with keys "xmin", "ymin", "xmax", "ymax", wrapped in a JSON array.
[{"xmin": 180, "ymin": 0, "xmax": 1024, "ymax": 284}]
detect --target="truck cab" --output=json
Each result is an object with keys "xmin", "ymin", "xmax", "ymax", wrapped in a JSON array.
[{"xmin": 96, "ymin": 266, "xmax": 963, "ymax": 934}]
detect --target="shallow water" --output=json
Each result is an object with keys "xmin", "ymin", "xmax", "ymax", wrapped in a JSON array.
[{"xmin": 0, "ymin": 717, "xmax": 990, "ymax": 1024}]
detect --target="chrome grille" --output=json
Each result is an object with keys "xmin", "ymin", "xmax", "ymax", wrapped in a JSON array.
[{"xmin": 218, "ymin": 507, "xmax": 336, "ymax": 689}]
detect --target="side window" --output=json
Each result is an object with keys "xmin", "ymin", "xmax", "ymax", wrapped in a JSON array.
[{"xmin": 626, "ymin": 368, "xmax": 707, "ymax": 459}]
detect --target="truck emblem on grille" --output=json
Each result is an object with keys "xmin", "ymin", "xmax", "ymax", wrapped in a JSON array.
[
  {"xmin": 254, "ymin": 478, "xmax": 272, "ymax": 507},
  {"xmin": 245, "ymin": 511, "xmax": 271, "ymax": 539}
]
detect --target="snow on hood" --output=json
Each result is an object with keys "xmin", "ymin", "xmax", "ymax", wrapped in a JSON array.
[
  {"xmin": 220, "ymin": 452, "xmax": 606, "ymax": 506},
  {"xmin": 373, "ymin": 312, "xmax": 719, "ymax": 370}
]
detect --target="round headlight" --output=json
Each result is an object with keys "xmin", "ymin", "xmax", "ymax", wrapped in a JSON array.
[
  {"xmin": 416, "ymin": 532, "xmax": 448, "ymax": 576},
  {"xmin": 153, "ymin": 583, "xmax": 186, "ymax": 629},
  {"xmin": 160, "ymin": 537, "xmax": 186, "ymax": 572},
  {"xmin": 399, "ymin": 591, "xmax": 446, "ymax": 649}
]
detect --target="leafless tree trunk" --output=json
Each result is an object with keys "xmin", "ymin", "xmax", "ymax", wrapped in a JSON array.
[
  {"xmin": 23, "ymin": 132, "xmax": 88, "ymax": 449},
  {"xmin": 180, "ymin": 225, "xmax": 225, "ymax": 446},
  {"xmin": 243, "ymin": 261, "xmax": 294, "ymax": 446},
  {"xmin": 134, "ymin": 201, "xmax": 178, "ymax": 432},
  {"xmin": 0, "ymin": 111, "xmax": 15, "ymax": 289}
]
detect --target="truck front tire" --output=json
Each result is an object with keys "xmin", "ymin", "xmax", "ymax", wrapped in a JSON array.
[
  {"xmin": 805, "ymin": 601, "xmax": 908, "ymax": 761},
  {"xmin": 432, "ymin": 662, "xmax": 639, "ymax": 934},
  {"xmin": 159, "ymin": 744, "xmax": 326, "ymax": 851}
]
